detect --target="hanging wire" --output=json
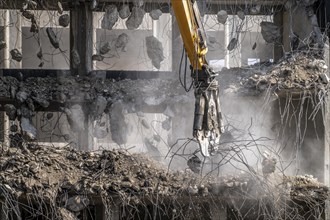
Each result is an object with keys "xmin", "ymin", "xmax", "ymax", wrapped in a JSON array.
[{"xmin": 179, "ymin": 45, "xmax": 194, "ymax": 92}]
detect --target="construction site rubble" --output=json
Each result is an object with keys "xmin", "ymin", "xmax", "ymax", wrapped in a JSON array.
[
  {"xmin": 219, "ymin": 52, "xmax": 329, "ymax": 95},
  {"xmin": 0, "ymin": 144, "xmax": 327, "ymax": 216}
]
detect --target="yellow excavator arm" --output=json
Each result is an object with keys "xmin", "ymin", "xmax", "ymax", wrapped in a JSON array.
[{"xmin": 171, "ymin": 0, "xmax": 223, "ymax": 157}]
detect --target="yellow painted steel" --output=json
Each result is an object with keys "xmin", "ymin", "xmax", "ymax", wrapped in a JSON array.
[{"xmin": 171, "ymin": 0, "xmax": 208, "ymax": 70}]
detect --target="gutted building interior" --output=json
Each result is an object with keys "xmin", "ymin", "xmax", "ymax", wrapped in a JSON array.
[{"xmin": 0, "ymin": 0, "xmax": 330, "ymax": 219}]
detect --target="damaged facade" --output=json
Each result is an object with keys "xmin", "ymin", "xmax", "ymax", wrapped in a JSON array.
[{"xmin": 0, "ymin": 0, "xmax": 330, "ymax": 219}]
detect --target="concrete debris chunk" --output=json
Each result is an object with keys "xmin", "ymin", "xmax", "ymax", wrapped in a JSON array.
[
  {"xmin": 16, "ymin": 91, "xmax": 28, "ymax": 103},
  {"xmin": 59, "ymin": 14, "xmax": 70, "ymax": 27},
  {"xmin": 21, "ymin": 117, "xmax": 37, "ymax": 140},
  {"xmin": 46, "ymin": 27, "xmax": 59, "ymax": 49},
  {"xmin": 217, "ymin": 10, "xmax": 228, "ymax": 24},
  {"xmin": 227, "ymin": 38, "xmax": 238, "ymax": 51},
  {"xmin": 64, "ymin": 104, "xmax": 85, "ymax": 132},
  {"xmin": 71, "ymin": 49, "xmax": 80, "ymax": 67},
  {"xmin": 92, "ymin": 54, "xmax": 104, "ymax": 61},
  {"xmin": 99, "ymin": 42, "xmax": 111, "ymax": 55},
  {"xmin": 126, "ymin": 6, "xmax": 145, "ymax": 30},
  {"xmin": 101, "ymin": 5, "xmax": 119, "ymax": 30},
  {"xmin": 0, "ymin": 41, "xmax": 6, "ymax": 50},
  {"xmin": 10, "ymin": 49, "xmax": 23, "ymax": 62},
  {"xmin": 30, "ymin": 18, "xmax": 38, "ymax": 33},
  {"xmin": 145, "ymin": 36, "xmax": 164, "ymax": 69},
  {"xmin": 149, "ymin": 9, "xmax": 162, "ymax": 20},
  {"xmin": 237, "ymin": 11, "xmax": 245, "ymax": 20},
  {"xmin": 141, "ymin": 118, "xmax": 150, "ymax": 129},
  {"xmin": 66, "ymin": 196, "xmax": 90, "ymax": 212},
  {"xmin": 115, "ymin": 33, "xmax": 129, "ymax": 51},
  {"xmin": 4, "ymin": 104, "xmax": 17, "ymax": 120},
  {"xmin": 260, "ymin": 21, "xmax": 280, "ymax": 43},
  {"xmin": 119, "ymin": 4, "xmax": 131, "ymax": 19},
  {"xmin": 22, "ymin": 10, "xmax": 34, "ymax": 19}
]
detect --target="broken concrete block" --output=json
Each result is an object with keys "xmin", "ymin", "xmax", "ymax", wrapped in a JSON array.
[
  {"xmin": 260, "ymin": 21, "xmax": 280, "ymax": 43},
  {"xmin": 141, "ymin": 118, "xmax": 150, "ymax": 129},
  {"xmin": 22, "ymin": 10, "xmax": 34, "ymax": 19},
  {"xmin": 4, "ymin": 104, "xmax": 17, "ymax": 120},
  {"xmin": 59, "ymin": 14, "xmax": 70, "ymax": 27},
  {"xmin": 119, "ymin": 4, "xmax": 130, "ymax": 19},
  {"xmin": 150, "ymin": 9, "xmax": 162, "ymax": 20},
  {"xmin": 101, "ymin": 5, "xmax": 119, "ymax": 30},
  {"xmin": 66, "ymin": 196, "xmax": 90, "ymax": 212},
  {"xmin": 126, "ymin": 7, "xmax": 145, "ymax": 30},
  {"xmin": 217, "ymin": 10, "xmax": 228, "ymax": 24},
  {"xmin": 92, "ymin": 54, "xmax": 104, "ymax": 61},
  {"xmin": 16, "ymin": 91, "xmax": 29, "ymax": 103},
  {"xmin": 146, "ymin": 36, "xmax": 164, "ymax": 69},
  {"xmin": 10, "ymin": 49, "xmax": 23, "ymax": 62},
  {"xmin": 227, "ymin": 38, "xmax": 238, "ymax": 51},
  {"xmin": 99, "ymin": 42, "xmax": 111, "ymax": 55},
  {"xmin": 115, "ymin": 33, "xmax": 129, "ymax": 51},
  {"xmin": 237, "ymin": 11, "xmax": 245, "ymax": 20},
  {"xmin": 46, "ymin": 27, "xmax": 59, "ymax": 49}
]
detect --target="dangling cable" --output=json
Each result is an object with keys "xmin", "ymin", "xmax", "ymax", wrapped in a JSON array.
[{"xmin": 179, "ymin": 45, "xmax": 193, "ymax": 92}]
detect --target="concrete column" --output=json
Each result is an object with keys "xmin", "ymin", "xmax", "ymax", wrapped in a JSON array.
[
  {"xmin": 2, "ymin": 10, "xmax": 11, "ymax": 150},
  {"xmin": 224, "ymin": 21, "xmax": 230, "ymax": 68},
  {"xmin": 70, "ymin": 3, "xmax": 93, "ymax": 76},
  {"xmin": 8, "ymin": 10, "xmax": 22, "ymax": 69}
]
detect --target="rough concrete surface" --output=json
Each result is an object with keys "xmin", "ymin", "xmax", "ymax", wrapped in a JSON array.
[{"xmin": 260, "ymin": 21, "xmax": 281, "ymax": 43}]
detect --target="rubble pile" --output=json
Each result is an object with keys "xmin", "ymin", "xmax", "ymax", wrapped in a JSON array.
[
  {"xmin": 284, "ymin": 175, "xmax": 328, "ymax": 200},
  {"xmin": 0, "ymin": 142, "xmax": 327, "ymax": 218},
  {"xmin": 0, "ymin": 145, "xmax": 203, "ymax": 197},
  {"xmin": 244, "ymin": 53, "xmax": 328, "ymax": 92}
]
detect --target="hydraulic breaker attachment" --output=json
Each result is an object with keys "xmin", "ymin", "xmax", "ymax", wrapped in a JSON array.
[{"xmin": 193, "ymin": 65, "xmax": 223, "ymax": 157}]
